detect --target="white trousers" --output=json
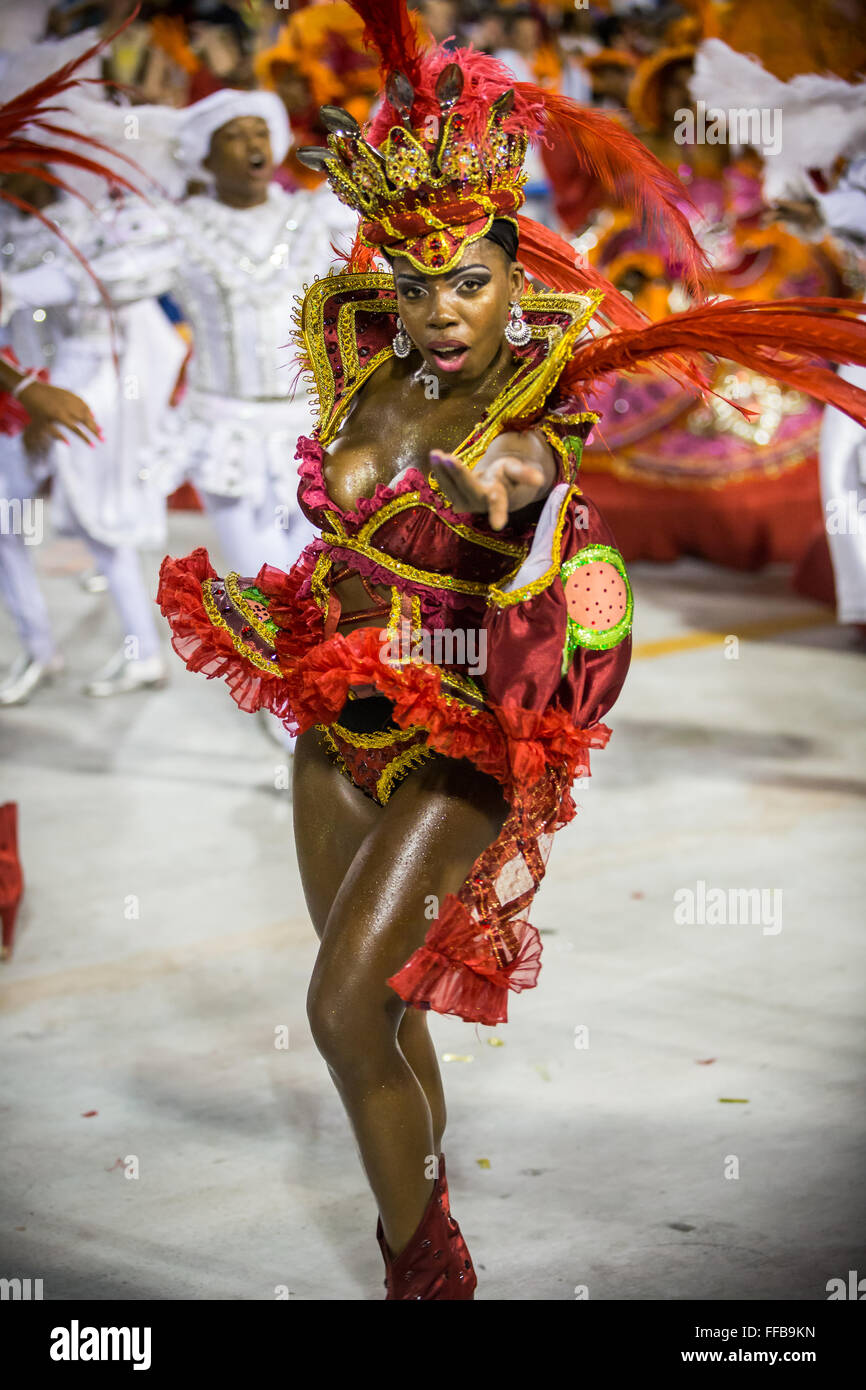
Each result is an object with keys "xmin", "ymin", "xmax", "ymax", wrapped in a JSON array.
[
  {"xmin": 819, "ymin": 363, "xmax": 866, "ymax": 624},
  {"xmin": 0, "ymin": 436, "xmax": 160, "ymax": 664},
  {"xmin": 198, "ymin": 488, "xmax": 317, "ymax": 578}
]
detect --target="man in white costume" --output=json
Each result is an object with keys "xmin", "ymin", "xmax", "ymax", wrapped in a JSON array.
[
  {"xmin": 1, "ymin": 85, "xmax": 355, "ymax": 703},
  {"xmin": 79, "ymin": 88, "xmax": 353, "ymax": 575}
]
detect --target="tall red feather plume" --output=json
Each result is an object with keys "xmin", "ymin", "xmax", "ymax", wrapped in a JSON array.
[
  {"xmin": 346, "ymin": 0, "xmax": 425, "ymax": 89},
  {"xmin": 514, "ymin": 85, "xmax": 711, "ymax": 302},
  {"xmin": 515, "ymin": 215, "xmax": 649, "ymax": 330},
  {"xmin": 0, "ymin": 11, "xmax": 146, "ymax": 208},
  {"xmin": 0, "ymin": 8, "xmax": 148, "ymax": 371},
  {"xmin": 563, "ymin": 298, "xmax": 866, "ymax": 428}
]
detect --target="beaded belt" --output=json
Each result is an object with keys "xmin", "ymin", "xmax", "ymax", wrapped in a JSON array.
[{"xmin": 317, "ymin": 718, "xmax": 437, "ymax": 806}]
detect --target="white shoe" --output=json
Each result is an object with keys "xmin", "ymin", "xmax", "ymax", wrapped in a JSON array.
[
  {"xmin": 83, "ymin": 648, "xmax": 168, "ymax": 698},
  {"xmin": 80, "ymin": 569, "xmax": 109, "ymax": 594},
  {"xmin": 0, "ymin": 652, "xmax": 64, "ymax": 706}
]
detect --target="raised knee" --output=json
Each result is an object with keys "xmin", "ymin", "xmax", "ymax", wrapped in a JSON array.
[
  {"xmin": 305, "ymin": 982, "xmax": 345, "ymax": 1065},
  {"xmin": 306, "ymin": 977, "xmax": 402, "ymax": 1072}
]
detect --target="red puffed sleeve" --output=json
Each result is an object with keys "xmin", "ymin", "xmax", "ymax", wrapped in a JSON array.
[{"xmin": 482, "ymin": 476, "xmax": 631, "ymax": 729}]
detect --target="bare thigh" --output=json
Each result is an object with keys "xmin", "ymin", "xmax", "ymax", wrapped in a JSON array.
[
  {"xmin": 292, "ymin": 724, "xmax": 381, "ymax": 940},
  {"xmin": 304, "ymin": 750, "xmax": 509, "ymax": 1035}
]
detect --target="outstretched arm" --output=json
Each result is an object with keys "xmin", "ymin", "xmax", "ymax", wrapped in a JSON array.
[{"xmin": 428, "ymin": 429, "xmax": 556, "ymax": 532}]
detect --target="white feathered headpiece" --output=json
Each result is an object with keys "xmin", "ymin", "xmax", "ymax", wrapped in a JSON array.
[{"xmin": 690, "ymin": 39, "xmax": 866, "ymax": 203}]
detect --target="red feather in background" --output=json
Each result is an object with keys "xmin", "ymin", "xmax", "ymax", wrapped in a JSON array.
[
  {"xmin": 517, "ymin": 86, "xmax": 711, "ymax": 302},
  {"xmin": 346, "ymin": 0, "xmax": 425, "ymax": 91},
  {"xmin": 0, "ymin": 22, "xmax": 143, "ymax": 204},
  {"xmin": 516, "ymin": 215, "xmax": 650, "ymax": 329},
  {"xmin": 563, "ymin": 298, "xmax": 866, "ymax": 429}
]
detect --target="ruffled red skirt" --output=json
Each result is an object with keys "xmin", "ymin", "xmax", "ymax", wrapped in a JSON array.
[{"xmin": 157, "ymin": 547, "xmax": 610, "ymax": 1025}]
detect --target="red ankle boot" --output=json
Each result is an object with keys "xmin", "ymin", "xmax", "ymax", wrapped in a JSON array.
[
  {"xmin": 436, "ymin": 1153, "xmax": 477, "ymax": 1297},
  {"xmin": 376, "ymin": 1160, "xmax": 477, "ymax": 1300}
]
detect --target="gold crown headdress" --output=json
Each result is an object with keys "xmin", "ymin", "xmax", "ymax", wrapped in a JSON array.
[
  {"xmin": 298, "ymin": 59, "xmax": 538, "ymax": 275},
  {"xmin": 294, "ymin": 0, "xmax": 716, "ymax": 312}
]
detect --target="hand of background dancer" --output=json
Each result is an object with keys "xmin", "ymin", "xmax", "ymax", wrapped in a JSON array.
[
  {"xmin": 17, "ymin": 381, "xmax": 101, "ymax": 447},
  {"xmin": 22, "ymin": 419, "xmax": 60, "ymax": 459},
  {"xmin": 429, "ymin": 431, "xmax": 555, "ymax": 531}
]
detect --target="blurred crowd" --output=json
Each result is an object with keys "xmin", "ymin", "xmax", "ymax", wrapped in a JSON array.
[
  {"xmin": 27, "ymin": 1, "xmax": 866, "ymax": 103},
  {"xmin": 4, "ymin": 0, "xmax": 860, "ymax": 233}
]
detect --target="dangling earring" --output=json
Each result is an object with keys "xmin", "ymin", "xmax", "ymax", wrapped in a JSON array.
[
  {"xmin": 505, "ymin": 301, "xmax": 531, "ymax": 348},
  {"xmin": 393, "ymin": 317, "xmax": 413, "ymax": 358}
]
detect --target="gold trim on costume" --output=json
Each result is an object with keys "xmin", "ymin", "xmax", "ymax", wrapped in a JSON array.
[
  {"xmin": 295, "ymin": 272, "xmax": 604, "ymax": 472},
  {"xmin": 438, "ymin": 669, "xmax": 485, "ymax": 704},
  {"xmin": 311, "ymin": 552, "xmax": 333, "ymax": 612},
  {"xmin": 201, "ymin": 579, "xmax": 280, "ymax": 675},
  {"xmin": 224, "ymin": 573, "xmax": 278, "ymax": 644},
  {"xmin": 377, "ymin": 744, "xmax": 437, "ymax": 803},
  {"xmin": 294, "ymin": 272, "xmax": 400, "ymax": 443},
  {"xmin": 453, "ymin": 289, "xmax": 604, "ymax": 471},
  {"xmin": 330, "ymin": 721, "xmax": 424, "ymax": 749},
  {"xmin": 316, "ymin": 724, "xmax": 352, "ymax": 782},
  {"xmin": 486, "ymin": 485, "xmax": 582, "ymax": 608},
  {"xmin": 387, "ymin": 586, "xmax": 403, "ymax": 632},
  {"xmin": 357, "ymin": 492, "xmax": 526, "ymax": 558},
  {"xmin": 319, "ymin": 529, "xmax": 522, "ymax": 596}
]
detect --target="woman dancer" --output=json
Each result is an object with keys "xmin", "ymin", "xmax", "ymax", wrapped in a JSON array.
[{"xmin": 157, "ymin": 1, "xmax": 866, "ymax": 1299}]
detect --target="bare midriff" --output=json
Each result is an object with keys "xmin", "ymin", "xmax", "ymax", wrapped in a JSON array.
[{"xmin": 332, "ymin": 572, "xmax": 392, "ymax": 634}]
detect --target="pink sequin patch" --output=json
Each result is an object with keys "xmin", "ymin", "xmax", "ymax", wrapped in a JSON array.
[{"xmin": 564, "ymin": 561, "xmax": 628, "ymax": 630}]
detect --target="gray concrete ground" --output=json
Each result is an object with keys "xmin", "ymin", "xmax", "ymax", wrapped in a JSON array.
[{"xmin": 1, "ymin": 510, "xmax": 864, "ymax": 1301}]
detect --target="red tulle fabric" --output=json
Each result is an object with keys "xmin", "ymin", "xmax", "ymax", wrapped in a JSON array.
[
  {"xmin": 157, "ymin": 548, "xmax": 610, "ymax": 1023},
  {"xmin": 0, "ymin": 802, "xmax": 23, "ymax": 958}
]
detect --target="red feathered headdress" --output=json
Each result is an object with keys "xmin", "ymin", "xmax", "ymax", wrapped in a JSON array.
[
  {"xmin": 295, "ymin": 0, "xmax": 709, "ymax": 304},
  {"xmin": 295, "ymin": 0, "xmax": 866, "ymax": 429}
]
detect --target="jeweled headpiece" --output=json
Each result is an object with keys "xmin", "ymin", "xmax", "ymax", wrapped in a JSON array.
[
  {"xmin": 298, "ymin": 53, "xmax": 542, "ymax": 274},
  {"xmin": 297, "ymin": 0, "xmax": 713, "ymax": 303}
]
